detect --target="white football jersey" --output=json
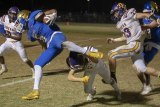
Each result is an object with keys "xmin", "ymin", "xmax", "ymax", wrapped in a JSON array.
[
  {"xmin": 0, "ymin": 15, "xmax": 22, "ymax": 42},
  {"xmin": 116, "ymin": 8, "xmax": 143, "ymax": 44}
]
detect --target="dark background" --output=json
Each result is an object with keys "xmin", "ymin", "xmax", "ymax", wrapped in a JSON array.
[{"xmin": 0, "ymin": 0, "xmax": 159, "ymax": 23}]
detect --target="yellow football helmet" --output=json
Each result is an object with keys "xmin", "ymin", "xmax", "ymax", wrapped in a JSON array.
[{"xmin": 18, "ymin": 10, "xmax": 30, "ymax": 20}]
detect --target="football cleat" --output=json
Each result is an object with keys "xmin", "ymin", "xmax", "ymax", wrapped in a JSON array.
[
  {"xmin": 86, "ymin": 87, "xmax": 96, "ymax": 101},
  {"xmin": 22, "ymin": 90, "xmax": 40, "ymax": 100},
  {"xmin": 140, "ymin": 85, "xmax": 152, "ymax": 95},
  {"xmin": 87, "ymin": 51, "xmax": 104, "ymax": 59},
  {"xmin": 82, "ymin": 76, "xmax": 89, "ymax": 84},
  {"xmin": 116, "ymin": 89, "xmax": 122, "ymax": 100},
  {"xmin": 0, "ymin": 68, "xmax": 8, "ymax": 75}
]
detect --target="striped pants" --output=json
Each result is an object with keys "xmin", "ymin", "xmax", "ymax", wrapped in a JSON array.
[{"xmin": 108, "ymin": 41, "xmax": 147, "ymax": 73}]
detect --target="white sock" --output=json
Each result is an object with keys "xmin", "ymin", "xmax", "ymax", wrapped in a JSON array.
[
  {"xmin": 63, "ymin": 41, "xmax": 86, "ymax": 54},
  {"xmin": 33, "ymin": 65, "xmax": 42, "ymax": 90},
  {"xmin": 1, "ymin": 64, "xmax": 7, "ymax": 70}
]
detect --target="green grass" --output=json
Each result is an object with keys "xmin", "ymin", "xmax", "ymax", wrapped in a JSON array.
[{"xmin": 0, "ymin": 23, "xmax": 160, "ymax": 107}]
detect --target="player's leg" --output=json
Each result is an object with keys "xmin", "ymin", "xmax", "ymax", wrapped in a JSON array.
[
  {"xmin": 83, "ymin": 68, "xmax": 97, "ymax": 101},
  {"xmin": 139, "ymin": 47, "xmax": 158, "ymax": 95},
  {"xmin": 108, "ymin": 41, "xmax": 141, "ymax": 82},
  {"xmin": 96, "ymin": 59, "xmax": 121, "ymax": 100},
  {"xmin": 0, "ymin": 41, "xmax": 12, "ymax": 74},
  {"xmin": 22, "ymin": 47, "xmax": 63, "ymax": 100},
  {"xmin": 13, "ymin": 41, "xmax": 34, "ymax": 77},
  {"xmin": 62, "ymin": 41, "xmax": 103, "ymax": 59},
  {"xmin": 132, "ymin": 54, "xmax": 160, "ymax": 94}
]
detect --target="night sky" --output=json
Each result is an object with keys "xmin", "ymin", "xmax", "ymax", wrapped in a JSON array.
[{"xmin": 0, "ymin": 0, "xmax": 159, "ymax": 13}]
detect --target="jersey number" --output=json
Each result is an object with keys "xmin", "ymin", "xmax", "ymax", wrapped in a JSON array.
[{"xmin": 124, "ymin": 28, "xmax": 131, "ymax": 38}]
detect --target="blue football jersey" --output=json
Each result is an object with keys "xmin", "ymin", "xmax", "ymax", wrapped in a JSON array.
[
  {"xmin": 27, "ymin": 10, "xmax": 55, "ymax": 42},
  {"xmin": 143, "ymin": 15, "xmax": 160, "ymax": 44},
  {"xmin": 0, "ymin": 25, "xmax": 6, "ymax": 35}
]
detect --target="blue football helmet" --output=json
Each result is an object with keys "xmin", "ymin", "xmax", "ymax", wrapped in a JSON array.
[
  {"xmin": 143, "ymin": 1, "xmax": 159, "ymax": 13},
  {"xmin": 8, "ymin": 6, "xmax": 19, "ymax": 22},
  {"xmin": 110, "ymin": 3, "xmax": 127, "ymax": 22}
]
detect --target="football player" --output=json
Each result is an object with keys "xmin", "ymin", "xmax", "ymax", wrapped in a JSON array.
[
  {"xmin": 107, "ymin": 3, "xmax": 160, "ymax": 94},
  {"xmin": 0, "ymin": 7, "xmax": 34, "ymax": 76},
  {"xmin": 17, "ymin": 9, "xmax": 103, "ymax": 100},
  {"xmin": 66, "ymin": 46, "xmax": 121, "ymax": 101},
  {"xmin": 137, "ymin": 1, "xmax": 160, "ymax": 95}
]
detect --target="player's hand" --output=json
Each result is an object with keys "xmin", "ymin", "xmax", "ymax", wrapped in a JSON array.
[
  {"xmin": 3, "ymin": 34, "xmax": 11, "ymax": 38},
  {"xmin": 82, "ymin": 76, "xmax": 89, "ymax": 84},
  {"xmin": 107, "ymin": 38, "xmax": 115, "ymax": 44}
]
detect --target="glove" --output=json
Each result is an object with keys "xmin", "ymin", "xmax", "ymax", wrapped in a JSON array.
[
  {"xmin": 82, "ymin": 76, "xmax": 89, "ymax": 84},
  {"xmin": 107, "ymin": 38, "xmax": 115, "ymax": 44}
]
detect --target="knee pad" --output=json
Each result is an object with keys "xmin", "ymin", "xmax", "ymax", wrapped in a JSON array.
[{"xmin": 133, "ymin": 63, "xmax": 147, "ymax": 73}]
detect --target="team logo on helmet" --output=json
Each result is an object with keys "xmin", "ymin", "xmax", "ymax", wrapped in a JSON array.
[{"xmin": 110, "ymin": 3, "xmax": 127, "ymax": 22}]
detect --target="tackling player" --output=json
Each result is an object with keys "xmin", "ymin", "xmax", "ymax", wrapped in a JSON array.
[
  {"xmin": 137, "ymin": 1, "xmax": 160, "ymax": 95},
  {"xmin": 0, "ymin": 7, "xmax": 34, "ymax": 76},
  {"xmin": 107, "ymin": 3, "xmax": 160, "ymax": 94},
  {"xmin": 66, "ymin": 46, "xmax": 121, "ymax": 101},
  {"xmin": 17, "ymin": 9, "xmax": 103, "ymax": 100}
]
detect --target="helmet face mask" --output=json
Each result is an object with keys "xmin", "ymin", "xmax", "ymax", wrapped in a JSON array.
[
  {"xmin": 8, "ymin": 6, "xmax": 19, "ymax": 22},
  {"xmin": 110, "ymin": 3, "xmax": 126, "ymax": 23}
]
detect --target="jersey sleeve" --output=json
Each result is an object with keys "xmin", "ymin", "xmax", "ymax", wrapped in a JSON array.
[
  {"xmin": 126, "ymin": 8, "xmax": 137, "ymax": 20},
  {"xmin": 29, "ymin": 10, "xmax": 42, "ymax": 21},
  {"xmin": 0, "ymin": 15, "xmax": 6, "ymax": 25}
]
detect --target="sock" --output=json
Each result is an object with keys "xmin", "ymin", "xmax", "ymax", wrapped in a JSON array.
[
  {"xmin": 111, "ymin": 72, "xmax": 117, "ymax": 82},
  {"xmin": 1, "ymin": 64, "xmax": 7, "ymax": 70},
  {"xmin": 110, "ymin": 78, "xmax": 119, "ymax": 92},
  {"xmin": 63, "ymin": 41, "xmax": 86, "ymax": 54},
  {"xmin": 33, "ymin": 65, "xmax": 42, "ymax": 90}
]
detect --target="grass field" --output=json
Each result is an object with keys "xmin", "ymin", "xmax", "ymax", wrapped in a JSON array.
[{"xmin": 0, "ymin": 23, "xmax": 160, "ymax": 107}]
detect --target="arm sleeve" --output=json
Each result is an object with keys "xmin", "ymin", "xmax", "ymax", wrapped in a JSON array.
[
  {"xmin": 127, "ymin": 8, "xmax": 137, "ymax": 20},
  {"xmin": 29, "ymin": 10, "xmax": 43, "ymax": 20}
]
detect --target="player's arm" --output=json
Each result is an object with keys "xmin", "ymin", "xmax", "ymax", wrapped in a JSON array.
[
  {"xmin": 44, "ymin": 9, "xmax": 57, "ymax": 15},
  {"xmin": 68, "ymin": 69, "xmax": 84, "ymax": 82},
  {"xmin": 135, "ymin": 13, "xmax": 151, "ymax": 20},
  {"xmin": 107, "ymin": 35, "xmax": 126, "ymax": 44},
  {"xmin": 37, "ymin": 39, "xmax": 47, "ymax": 50},
  {"xmin": 5, "ymin": 33, "xmax": 21, "ymax": 41},
  {"xmin": 141, "ymin": 20, "xmax": 159, "ymax": 30},
  {"xmin": 0, "ymin": 15, "xmax": 5, "ymax": 25},
  {"xmin": 34, "ymin": 9, "xmax": 57, "ymax": 24},
  {"xmin": 43, "ymin": 9, "xmax": 57, "ymax": 25}
]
